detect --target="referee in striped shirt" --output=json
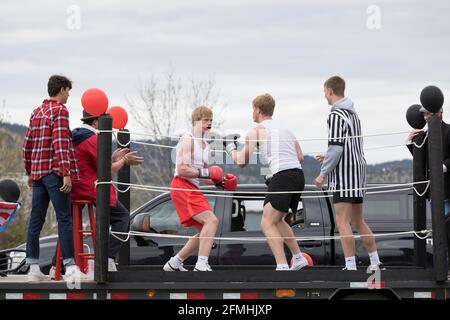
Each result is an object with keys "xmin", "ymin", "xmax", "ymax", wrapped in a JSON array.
[{"xmin": 314, "ymin": 76, "xmax": 383, "ymax": 271}]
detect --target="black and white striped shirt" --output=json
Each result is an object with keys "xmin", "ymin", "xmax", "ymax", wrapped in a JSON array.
[{"xmin": 327, "ymin": 107, "xmax": 367, "ymax": 197}]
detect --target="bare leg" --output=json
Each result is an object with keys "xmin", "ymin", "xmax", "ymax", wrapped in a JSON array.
[
  {"xmin": 351, "ymin": 204, "xmax": 377, "ymax": 253},
  {"xmin": 261, "ymin": 202, "xmax": 287, "ymax": 265},
  {"xmin": 276, "ymin": 219, "xmax": 301, "ymax": 255},
  {"xmin": 192, "ymin": 211, "xmax": 219, "ymax": 257},
  {"xmin": 334, "ymin": 202, "xmax": 355, "ymax": 258},
  {"xmin": 176, "ymin": 233, "xmax": 200, "ymax": 260}
]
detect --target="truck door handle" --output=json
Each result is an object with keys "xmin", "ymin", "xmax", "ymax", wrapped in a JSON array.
[{"xmin": 301, "ymin": 240, "xmax": 323, "ymax": 247}]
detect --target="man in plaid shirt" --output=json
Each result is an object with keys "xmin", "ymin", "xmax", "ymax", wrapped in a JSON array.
[{"xmin": 22, "ymin": 75, "xmax": 86, "ymax": 281}]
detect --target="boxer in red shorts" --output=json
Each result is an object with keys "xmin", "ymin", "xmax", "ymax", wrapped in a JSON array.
[{"xmin": 163, "ymin": 106, "xmax": 237, "ymax": 272}]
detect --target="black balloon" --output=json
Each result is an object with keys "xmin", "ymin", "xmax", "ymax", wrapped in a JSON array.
[
  {"xmin": 0, "ymin": 179, "xmax": 20, "ymax": 203},
  {"xmin": 406, "ymin": 104, "xmax": 426, "ymax": 129},
  {"xmin": 420, "ymin": 85, "xmax": 444, "ymax": 113}
]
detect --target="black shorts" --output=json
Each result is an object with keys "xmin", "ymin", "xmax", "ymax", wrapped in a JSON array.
[
  {"xmin": 333, "ymin": 193, "xmax": 364, "ymax": 204},
  {"xmin": 264, "ymin": 168, "xmax": 305, "ymax": 213}
]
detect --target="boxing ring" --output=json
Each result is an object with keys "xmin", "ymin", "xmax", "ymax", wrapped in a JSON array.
[{"xmin": 91, "ymin": 110, "xmax": 448, "ymax": 285}]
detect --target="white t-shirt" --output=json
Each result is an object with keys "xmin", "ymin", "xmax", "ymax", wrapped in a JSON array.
[{"xmin": 258, "ymin": 119, "xmax": 301, "ymax": 175}]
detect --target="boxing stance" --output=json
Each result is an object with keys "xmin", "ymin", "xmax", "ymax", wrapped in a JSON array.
[
  {"xmin": 164, "ymin": 106, "xmax": 237, "ymax": 272},
  {"xmin": 224, "ymin": 94, "xmax": 309, "ymax": 271}
]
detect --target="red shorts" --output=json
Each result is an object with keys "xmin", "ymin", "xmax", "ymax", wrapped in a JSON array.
[{"xmin": 170, "ymin": 176, "xmax": 211, "ymax": 230}]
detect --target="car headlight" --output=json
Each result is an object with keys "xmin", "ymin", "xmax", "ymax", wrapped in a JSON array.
[{"xmin": 8, "ymin": 251, "xmax": 26, "ymax": 270}]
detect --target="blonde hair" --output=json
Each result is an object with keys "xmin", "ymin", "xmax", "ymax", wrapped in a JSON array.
[
  {"xmin": 191, "ymin": 106, "xmax": 213, "ymax": 125},
  {"xmin": 253, "ymin": 94, "xmax": 275, "ymax": 116}
]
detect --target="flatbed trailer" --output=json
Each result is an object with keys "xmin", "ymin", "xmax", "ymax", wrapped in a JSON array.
[
  {"xmin": 0, "ymin": 266, "xmax": 448, "ymax": 300},
  {"xmin": 1, "ymin": 112, "xmax": 448, "ymax": 303}
]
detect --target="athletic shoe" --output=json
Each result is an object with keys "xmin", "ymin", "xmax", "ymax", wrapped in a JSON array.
[
  {"xmin": 194, "ymin": 263, "xmax": 212, "ymax": 271},
  {"xmin": 49, "ymin": 266, "xmax": 56, "ymax": 280},
  {"xmin": 342, "ymin": 266, "xmax": 357, "ymax": 271},
  {"xmin": 63, "ymin": 265, "xmax": 90, "ymax": 281},
  {"xmin": 369, "ymin": 263, "xmax": 386, "ymax": 271},
  {"xmin": 27, "ymin": 266, "xmax": 49, "ymax": 282},
  {"xmin": 275, "ymin": 267, "xmax": 290, "ymax": 271},
  {"xmin": 290, "ymin": 257, "xmax": 310, "ymax": 271},
  {"xmin": 163, "ymin": 260, "xmax": 188, "ymax": 271}
]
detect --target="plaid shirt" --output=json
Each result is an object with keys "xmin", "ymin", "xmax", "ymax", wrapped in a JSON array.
[{"xmin": 22, "ymin": 99, "xmax": 79, "ymax": 181}]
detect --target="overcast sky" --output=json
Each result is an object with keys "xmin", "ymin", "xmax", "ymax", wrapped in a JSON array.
[{"xmin": 1, "ymin": 0, "xmax": 450, "ymax": 164}]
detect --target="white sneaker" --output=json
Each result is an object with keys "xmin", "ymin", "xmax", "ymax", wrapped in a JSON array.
[
  {"xmin": 163, "ymin": 260, "xmax": 188, "ymax": 272},
  {"xmin": 369, "ymin": 263, "xmax": 386, "ymax": 271},
  {"xmin": 342, "ymin": 266, "xmax": 357, "ymax": 271},
  {"xmin": 49, "ymin": 266, "xmax": 56, "ymax": 280},
  {"xmin": 193, "ymin": 263, "xmax": 212, "ymax": 271},
  {"xmin": 108, "ymin": 258, "xmax": 118, "ymax": 272},
  {"xmin": 63, "ymin": 265, "xmax": 90, "ymax": 281},
  {"xmin": 27, "ymin": 265, "xmax": 49, "ymax": 282},
  {"xmin": 290, "ymin": 257, "xmax": 310, "ymax": 271}
]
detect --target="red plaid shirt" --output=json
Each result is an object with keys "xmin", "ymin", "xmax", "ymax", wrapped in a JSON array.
[{"xmin": 22, "ymin": 99, "xmax": 79, "ymax": 181}]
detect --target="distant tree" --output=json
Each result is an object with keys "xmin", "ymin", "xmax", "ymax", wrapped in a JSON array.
[{"xmin": 126, "ymin": 70, "xmax": 227, "ymax": 209}]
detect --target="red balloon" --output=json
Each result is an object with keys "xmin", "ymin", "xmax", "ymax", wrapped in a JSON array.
[
  {"xmin": 81, "ymin": 88, "xmax": 108, "ymax": 117},
  {"xmin": 107, "ymin": 106, "xmax": 128, "ymax": 129},
  {"xmin": 302, "ymin": 253, "xmax": 314, "ymax": 266}
]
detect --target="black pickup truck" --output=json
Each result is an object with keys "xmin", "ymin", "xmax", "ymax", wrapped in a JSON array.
[
  {"xmin": 128, "ymin": 183, "xmax": 433, "ymax": 269},
  {"xmin": 2, "ymin": 183, "xmax": 432, "ymax": 274}
]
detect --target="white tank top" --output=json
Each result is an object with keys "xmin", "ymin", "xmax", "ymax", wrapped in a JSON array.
[
  {"xmin": 259, "ymin": 119, "xmax": 301, "ymax": 175},
  {"xmin": 174, "ymin": 132, "xmax": 209, "ymax": 187}
]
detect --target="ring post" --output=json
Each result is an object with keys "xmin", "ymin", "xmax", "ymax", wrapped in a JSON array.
[
  {"xmin": 427, "ymin": 114, "xmax": 448, "ymax": 282},
  {"xmin": 95, "ymin": 115, "xmax": 112, "ymax": 284},
  {"xmin": 117, "ymin": 129, "xmax": 131, "ymax": 266},
  {"xmin": 412, "ymin": 132, "xmax": 427, "ymax": 268}
]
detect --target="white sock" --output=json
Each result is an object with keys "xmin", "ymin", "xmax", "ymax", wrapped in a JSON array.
[
  {"xmin": 345, "ymin": 256, "xmax": 357, "ymax": 270},
  {"xmin": 170, "ymin": 255, "xmax": 183, "ymax": 267},
  {"xmin": 29, "ymin": 264, "xmax": 40, "ymax": 273},
  {"xmin": 196, "ymin": 256, "xmax": 208, "ymax": 266},
  {"xmin": 276, "ymin": 264, "xmax": 289, "ymax": 270},
  {"xmin": 369, "ymin": 251, "xmax": 380, "ymax": 266}
]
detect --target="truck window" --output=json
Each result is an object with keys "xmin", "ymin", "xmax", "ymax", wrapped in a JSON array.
[
  {"xmin": 230, "ymin": 198, "xmax": 316, "ymax": 231},
  {"xmin": 363, "ymin": 192, "xmax": 410, "ymax": 220},
  {"xmin": 137, "ymin": 198, "xmax": 216, "ymax": 235}
]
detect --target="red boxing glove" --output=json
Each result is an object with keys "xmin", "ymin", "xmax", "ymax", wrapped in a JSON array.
[
  {"xmin": 224, "ymin": 173, "xmax": 237, "ymax": 191},
  {"xmin": 208, "ymin": 166, "xmax": 223, "ymax": 184}
]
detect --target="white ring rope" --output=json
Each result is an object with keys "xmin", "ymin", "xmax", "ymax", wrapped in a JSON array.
[
  {"xmin": 97, "ymin": 180, "xmax": 430, "ymax": 196},
  {"xmin": 111, "ymin": 131, "xmax": 424, "ymax": 155},
  {"xmin": 115, "ymin": 137, "xmax": 416, "ymax": 155},
  {"xmin": 412, "ymin": 132, "xmax": 428, "ymax": 149},
  {"xmin": 110, "ymin": 184, "xmax": 428, "ymax": 199},
  {"xmin": 100, "ymin": 129, "xmax": 415, "ymax": 143},
  {"xmin": 109, "ymin": 229, "xmax": 432, "ymax": 243},
  {"xmin": 111, "ymin": 231, "xmax": 131, "ymax": 243}
]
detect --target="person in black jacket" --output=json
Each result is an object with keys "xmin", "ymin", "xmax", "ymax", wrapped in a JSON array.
[{"xmin": 406, "ymin": 106, "xmax": 450, "ymax": 262}]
